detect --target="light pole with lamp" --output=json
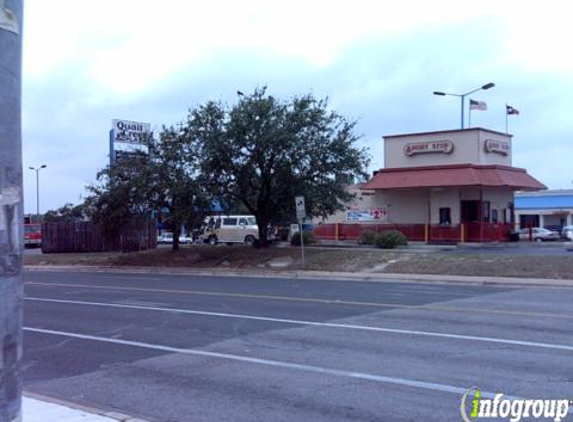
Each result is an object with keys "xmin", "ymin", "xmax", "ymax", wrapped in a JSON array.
[
  {"xmin": 433, "ymin": 82, "xmax": 495, "ymax": 129},
  {"xmin": 29, "ymin": 164, "xmax": 46, "ymax": 223}
]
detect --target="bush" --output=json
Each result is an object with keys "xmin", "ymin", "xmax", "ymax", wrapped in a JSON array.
[
  {"xmin": 375, "ymin": 230, "xmax": 408, "ymax": 249},
  {"xmin": 358, "ymin": 230, "xmax": 377, "ymax": 245},
  {"xmin": 290, "ymin": 231, "xmax": 316, "ymax": 246}
]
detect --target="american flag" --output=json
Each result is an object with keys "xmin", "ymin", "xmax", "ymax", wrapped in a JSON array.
[{"xmin": 469, "ymin": 99, "xmax": 487, "ymax": 111}]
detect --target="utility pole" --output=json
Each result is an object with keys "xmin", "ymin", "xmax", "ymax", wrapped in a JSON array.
[{"xmin": 0, "ymin": 1, "xmax": 24, "ymax": 422}]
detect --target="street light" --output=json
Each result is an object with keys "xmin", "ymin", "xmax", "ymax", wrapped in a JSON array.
[
  {"xmin": 29, "ymin": 164, "xmax": 46, "ymax": 223},
  {"xmin": 433, "ymin": 82, "xmax": 495, "ymax": 129}
]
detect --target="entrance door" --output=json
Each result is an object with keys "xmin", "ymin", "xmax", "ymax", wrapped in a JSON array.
[
  {"xmin": 460, "ymin": 200, "xmax": 480, "ymax": 223},
  {"xmin": 519, "ymin": 214, "xmax": 539, "ymax": 229},
  {"xmin": 461, "ymin": 200, "xmax": 481, "ymax": 241}
]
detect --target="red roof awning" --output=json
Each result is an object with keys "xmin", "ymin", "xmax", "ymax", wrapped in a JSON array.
[{"xmin": 362, "ymin": 164, "xmax": 546, "ymax": 191}]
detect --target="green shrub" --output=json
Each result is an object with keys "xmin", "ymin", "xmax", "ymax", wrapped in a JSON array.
[
  {"xmin": 358, "ymin": 230, "xmax": 377, "ymax": 245},
  {"xmin": 290, "ymin": 231, "xmax": 316, "ymax": 246},
  {"xmin": 375, "ymin": 230, "xmax": 408, "ymax": 249}
]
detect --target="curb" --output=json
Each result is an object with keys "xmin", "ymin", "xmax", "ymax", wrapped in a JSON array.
[
  {"xmin": 24, "ymin": 265, "xmax": 573, "ymax": 288},
  {"xmin": 24, "ymin": 391, "xmax": 156, "ymax": 422}
]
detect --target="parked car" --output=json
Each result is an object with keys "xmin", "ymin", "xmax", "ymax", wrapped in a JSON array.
[
  {"xmin": 178, "ymin": 234, "xmax": 193, "ymax": 244},
  {"xmin": 24, "ymin": 223, "xmax": 42, "ymax": 248},
  {"xmin": 158, "ymin": 233, "xmax": 193, "ymax": 244},
  {"xmin": 517, "ymin": 227, "xmax": 560, "ymax": 242},
  {"xmin": 157, "ymin": 233, "xmax": 174, "ymax": 244},
  {"xmin": 560, "ymin": 225, "xmax": 573, "ymax": 241},
  {"xmin": 203, "ymin": 215, "xmax": 267, "ymax": 245}
]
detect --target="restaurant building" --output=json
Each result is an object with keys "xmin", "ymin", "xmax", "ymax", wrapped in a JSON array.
[{"xmin": 315, "ymin": 128, "xmax": 546, "ymax": 242}]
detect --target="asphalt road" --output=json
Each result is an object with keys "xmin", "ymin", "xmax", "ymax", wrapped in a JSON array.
[{"xmin": 23, "ymin": 270, "xmax": 573, "ymax": 422}]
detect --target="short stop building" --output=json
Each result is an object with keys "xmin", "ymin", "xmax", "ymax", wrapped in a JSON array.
[{"xmin": 315, "ymin": 128, "xmax": 546, "ymax": 243}]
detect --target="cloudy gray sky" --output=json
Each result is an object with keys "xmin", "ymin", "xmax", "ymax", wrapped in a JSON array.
[{"xmin": 21, "ymin": 0, "xmax": 573, "ymax": 213}]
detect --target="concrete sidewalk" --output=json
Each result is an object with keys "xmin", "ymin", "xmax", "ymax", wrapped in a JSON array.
[{"xmin": 24, "ymin": 394, "xmax": 149, "ymax": 422}]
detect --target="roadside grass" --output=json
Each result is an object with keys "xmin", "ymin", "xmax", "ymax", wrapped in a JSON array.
[
  {"xmin": 25, "ymin": 245, "xmax": 401, "ymax": 273},
  {"xmin": 383, "ymin": 253, "xmax": 573, "ymax": 279}
]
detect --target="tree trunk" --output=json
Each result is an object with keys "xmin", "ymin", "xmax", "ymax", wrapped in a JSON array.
[
  {"xmin": 172, "ymin": 224, "xmax": 181, "ymax": 251},
  {"xmin": 257, "ymin": 220, "xmax": 269, "ymax": 248}
]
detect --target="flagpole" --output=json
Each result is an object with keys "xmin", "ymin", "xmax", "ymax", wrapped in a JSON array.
[{"xmin": 505, "ymin": 103, "xmax": 509, "ymax": 133}]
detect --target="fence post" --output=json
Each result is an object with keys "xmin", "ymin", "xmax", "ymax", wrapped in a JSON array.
[
  {"xmin": 460, "ymin": 223, "xmax": 465, "ymax": 243},
  {"xmin": 424, "ymin": 224, "xmax": 429, "ymax": 243}
]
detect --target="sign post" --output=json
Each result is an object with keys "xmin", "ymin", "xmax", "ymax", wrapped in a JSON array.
[{"xmin": 295, "ymin": 196, "xmax": 306, "ymax": 268}]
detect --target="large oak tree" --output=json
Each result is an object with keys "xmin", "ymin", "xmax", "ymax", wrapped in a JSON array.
[{"xmin": 188, "ymin": 88, "xmax": 369, "ymax": 247}]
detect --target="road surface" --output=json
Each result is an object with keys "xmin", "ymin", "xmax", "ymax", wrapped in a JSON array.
[{"xmin": 23, "ymin": 270, "xmax": 573, "ymax": 421}]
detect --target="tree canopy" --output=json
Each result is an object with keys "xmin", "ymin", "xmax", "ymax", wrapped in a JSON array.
[
  {"xmin": 86, "ymin": 127, "xmax": 210, "ymax": 250},
  {"xmin": 188, "ymin": 88, "xmax": 369, "ymax": 246},
  {"xmin": 43, "ymin": 202, "xmax": 88, "ymax": 223}
]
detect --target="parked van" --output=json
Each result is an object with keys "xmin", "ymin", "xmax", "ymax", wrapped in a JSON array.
[{"xmin": 203, "ymin": 215, "xmax": 260, "ymax": 245}]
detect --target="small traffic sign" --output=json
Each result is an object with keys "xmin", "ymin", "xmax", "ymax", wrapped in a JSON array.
[{"xmin": 295, "ymin": 196, "xmax": 306, "ymax": 221}]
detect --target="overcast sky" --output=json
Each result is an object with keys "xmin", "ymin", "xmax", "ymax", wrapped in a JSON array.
[{"xmin": 21, "ymin": 0, "xmax": 573, "ymax": 213}]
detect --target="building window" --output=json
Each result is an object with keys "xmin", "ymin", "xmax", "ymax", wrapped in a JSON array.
[
  {"xmin": 492, "ymin": 209, "xmax": 498, "ymax": 224},
  {"xmin": 439, "ymin": 207, "xmax": 451, "ymax": 225},
  {"xmin": 483, "ymin": 201, "xmax": 491, "ymax": 223}
]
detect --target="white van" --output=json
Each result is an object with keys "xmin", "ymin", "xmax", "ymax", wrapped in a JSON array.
[{"xmin": 203, "ymin": 215, "xmax": 260, "ymax": 245}]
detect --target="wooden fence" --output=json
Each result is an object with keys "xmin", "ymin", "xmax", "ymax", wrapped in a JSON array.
[{"xmin": 41, "ymin": 220, "xmax": 157, "ymax": 253}]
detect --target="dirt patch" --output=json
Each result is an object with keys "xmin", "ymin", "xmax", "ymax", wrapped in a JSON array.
[{"xmin": 25, "ymin": 245, "xmax": 402, "ymax": 273}]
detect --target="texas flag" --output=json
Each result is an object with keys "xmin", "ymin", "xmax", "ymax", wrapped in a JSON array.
[
  {"xmin": 506, "ymin": 105, "xmax": 520, "ymax": 115},
  {"xmin": 469, "ymin": 99, "xmax": 487, "ymax": 111}
]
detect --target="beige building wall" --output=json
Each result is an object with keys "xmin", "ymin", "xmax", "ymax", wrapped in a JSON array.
[
  {"xmin": 384, "ymin": 128, "xmax": 512, "ymax": 169},
  {"xmin": 317, "ymin": 185, "xmax": 377, "ymax": 224},
  {"xmin": 429, "ymin": 189, "xmax": 460, "ymax": 224},
  {"xmin": 318, "ymin": 184, "xmax": 515, "ymax": 226},
  {"xmin": 482, "ymin": 187, "xmax": 514, "ymax": 221},
  {"xmin": 317, "ymin": 187, "xmax": 430, "ymax": 225},
  {"xmin": 371, "ymin": 190, "xmax": 429, "ymax": 224}
]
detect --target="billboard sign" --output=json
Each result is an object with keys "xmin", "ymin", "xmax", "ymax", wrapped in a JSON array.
[
  {"xmin": 346, "ymin": 206, "xmax": 388, "ymax": 221},
  {"xmin": 112, "ymin": 119, "xmax": 151, "ymax": 145}
]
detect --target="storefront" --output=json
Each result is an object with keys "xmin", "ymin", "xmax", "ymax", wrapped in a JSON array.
[
  {"xmin": 515, "ymin": 190, "xmax": 573, "ymax": 231},
  {"xmin": 315, "ymin": 128, "xmax": 546, "ymax": 242}
]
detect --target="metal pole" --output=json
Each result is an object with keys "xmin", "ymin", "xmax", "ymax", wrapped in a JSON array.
[
  {"xmin": 468, "ymin": 106, "xmax": 472, "ymax": 128},
  {"xmin": 299, "ymin": 222, "xmax": 305, "ymax": 268},
  {"xmin": 0, "ymin": 1, "xmax": 24, "ymax": 422},
  {"xmin": 35, "ymin": 169, "xmax": 39, "ymax": 222},
  {"xmin": 505, "ymin": 103, "xmax": 509, "ymax": 134},
  {"xmin": 460, "ymin": 95, "xmax": 465, "ymax": 129}
]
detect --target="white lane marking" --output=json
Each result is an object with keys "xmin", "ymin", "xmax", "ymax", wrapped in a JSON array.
[
  {"xmin": 26, "ymin": 277, "xmax": 475, "ymax": 297},
  {"xmin": 25, "ymin": 297, "xmax": 573, "ymax": 352},
  {"xmin": 22, "ymin": 326, "xmax": 507, "ymax": 400}
]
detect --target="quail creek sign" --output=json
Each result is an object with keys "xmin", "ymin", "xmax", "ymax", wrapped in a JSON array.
[
  {"xmin": 404, "ymin": 140, "xmax": 455, "ymax": 156},
  {"xmin": 112, "ymin": 119, "xmax": 151, "ymax": 145}
]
